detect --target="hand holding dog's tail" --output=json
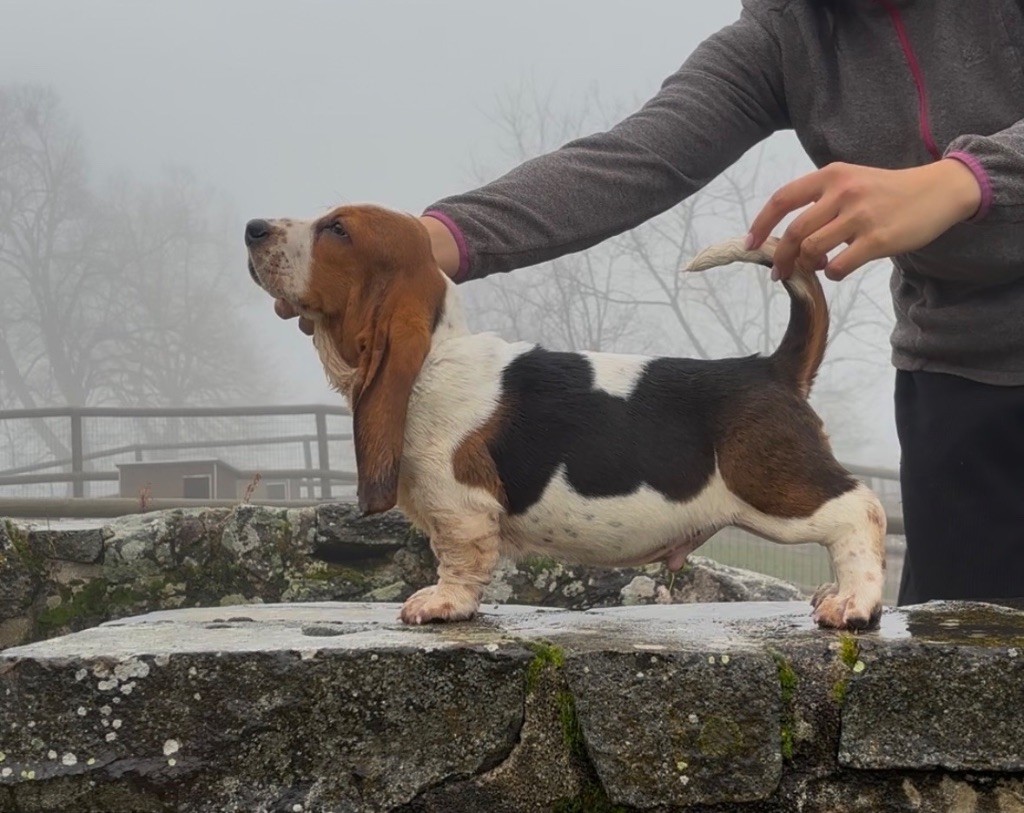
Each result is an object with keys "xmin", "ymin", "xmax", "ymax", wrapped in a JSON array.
[{"xmin": 685, "ymin": 237, "xmax": 828, "ymax": 399}]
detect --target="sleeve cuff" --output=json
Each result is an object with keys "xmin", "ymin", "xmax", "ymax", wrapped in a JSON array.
[
  {"xmin": 422, "ymin": 210, "xmax": 471, "ymax": 282},
  {"xmin": 945, "ymin": 150, "xmax": 994, "ymax": 223}
]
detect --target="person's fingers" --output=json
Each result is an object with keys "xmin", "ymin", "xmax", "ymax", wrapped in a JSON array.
[
  {"xmin": 275, "ymin": 298, "xmax": 299, "ymax": 320},
  {"xmin": 772, "ymin": 197, "xmax": 841, "ymax": 279},
  {"xmin": 792, "ymin": 217, "xmax": 855, "ymax": 276},
  {"xmin": 761, "ymin": 161, "xmax": 977, "ymax": 285},
  {"xmin": 824, "ymin": 236, "xmax": 881, "ymax": 281},
  {"xmin": 747, "ymin": 169, "xmax": 827, "ymax": 250}
]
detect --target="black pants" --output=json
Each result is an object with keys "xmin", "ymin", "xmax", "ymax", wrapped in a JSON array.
[{"xmin": 896, "ymin": 370, "xmax": 1024, "ymax": 605}]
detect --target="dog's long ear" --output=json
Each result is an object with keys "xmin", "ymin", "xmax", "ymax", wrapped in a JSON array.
[{"xmin": 351, "ymin": 266, "xmax": 445, "ymax": 516}]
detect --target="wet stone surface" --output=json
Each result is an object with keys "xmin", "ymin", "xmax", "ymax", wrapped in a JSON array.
[
  {"xmin": 840, "ymin": 601, "xmax": 1024, "ymax": 772},
  {"xmin": 0, "ymin": 506, "xmax": 803, "ymax": 651},
  {"xmin": 2, "ymin": 600, "xmax": 1024, "ymax": 811}
]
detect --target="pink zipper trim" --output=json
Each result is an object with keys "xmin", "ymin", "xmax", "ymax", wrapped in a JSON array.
[{"xmin": 877, "ymin": 0, "xmax": 942, "ymax": 161}]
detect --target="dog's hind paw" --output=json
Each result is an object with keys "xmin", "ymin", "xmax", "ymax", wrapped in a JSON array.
[{"xmin": 811, "ymin": 582, "xmax": 881, "ymax": 631}]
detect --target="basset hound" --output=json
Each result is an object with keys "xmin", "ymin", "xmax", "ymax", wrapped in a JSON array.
[{"xmin": 245, "ymin": 205, "xmax": 886, "ymax": 631}]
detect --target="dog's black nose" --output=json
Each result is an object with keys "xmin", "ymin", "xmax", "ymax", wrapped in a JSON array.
[{"xmin": 245, "ymin": 219, "xmax": 271, "ymax": 246}]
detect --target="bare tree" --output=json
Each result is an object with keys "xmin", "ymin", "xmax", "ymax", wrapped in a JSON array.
[
  {"xmin": 462, "ymin": 83, "xmax": 662, "ymax": 355},
  {"xmin": 0, "ymin": 85, "xmax": 274, "ymax": 482},
  {"xmin": 466, "ymin": 246, "xmax": 660, "ymax": 355},
  {"xmin": 103, "ymin": 167, "xmax": 267, "ymax": 407},
  {"xmin": 0, "ymin": 86, "xmax": 116, "ymax": 410},
  {"xmin": 0, "ymin": 85, "xmax": 268, "ymax": 415}
]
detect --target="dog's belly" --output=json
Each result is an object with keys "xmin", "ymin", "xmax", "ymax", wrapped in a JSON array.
[{"xmin": 500, "ymin": 465, "xmax": 738, "ymax": 567}]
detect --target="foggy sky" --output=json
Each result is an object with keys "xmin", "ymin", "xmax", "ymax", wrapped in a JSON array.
[{"xmin": 0, "ymin": 1, "xmax": 898, "ymax": 463}]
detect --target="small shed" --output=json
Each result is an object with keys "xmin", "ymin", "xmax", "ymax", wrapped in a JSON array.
[{"xmin": 117, "ymin": 459, "xmax": 243, "ymax": 500}]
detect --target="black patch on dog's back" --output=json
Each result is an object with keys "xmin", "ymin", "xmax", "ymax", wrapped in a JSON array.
[{"xmin": 488, "ymin": 348, "xmax": 772, "ymax": 515}]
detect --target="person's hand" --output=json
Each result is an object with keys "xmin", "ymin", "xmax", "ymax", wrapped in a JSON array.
[
  {"xmin": 747, "ymin": 159, "xmax": 983, "ymax": 281},
  {"xmin": 274, "ymin": 298, "xmax": 315, "ymax": 336}
]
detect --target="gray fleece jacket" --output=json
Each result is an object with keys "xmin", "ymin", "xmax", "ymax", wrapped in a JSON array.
[{"xmin": 425, "ymin": 0, "xmax": 1024, "ymax": 385}]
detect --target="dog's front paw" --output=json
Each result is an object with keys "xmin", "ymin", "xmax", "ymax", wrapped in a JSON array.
[
  {"xmin": 811, "ymin": 582, "xmax": 881, "ymax": 631},
  {"xmin": 399, "ymin": 584, "xmax": 479, "ymax": 625}
]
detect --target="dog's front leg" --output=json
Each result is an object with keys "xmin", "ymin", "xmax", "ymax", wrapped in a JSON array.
[{"xmin": 399, "ymin": 512, "xmax": 501, "ymax": 625}]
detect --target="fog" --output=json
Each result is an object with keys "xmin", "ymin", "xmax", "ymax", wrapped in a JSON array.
[{"xmin": 0, "ymin": 0, "xmax": 898, "ymax": 466}]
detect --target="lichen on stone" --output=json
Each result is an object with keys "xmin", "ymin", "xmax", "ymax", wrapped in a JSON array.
[{"xmin": 697, "ymin": 715, "xmax": 744, "ymax": 758}]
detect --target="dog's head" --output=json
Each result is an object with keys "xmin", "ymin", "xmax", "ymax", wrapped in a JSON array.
[{"xmin": 246, "ymin": 205, "xmax": 446, "ymax": 516}]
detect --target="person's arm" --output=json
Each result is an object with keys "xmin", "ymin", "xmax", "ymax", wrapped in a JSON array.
[
  {"xmin": 751, "ymin": 117, "xmax": 1024, "ymax": 281},
  {"xmin": 424, "ymin": 1, "xmax": 789, "ymax": 282},
  {"xmin": 420, "ymin": 215, "xmax": 462, "ymax": 278}
]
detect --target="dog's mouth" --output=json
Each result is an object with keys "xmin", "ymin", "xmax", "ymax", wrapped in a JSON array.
[{"xmin": 248, "ymin": 259, "xmax": 291, "ymax": 301}]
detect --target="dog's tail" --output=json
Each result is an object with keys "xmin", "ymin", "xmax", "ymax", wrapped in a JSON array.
[{"xmin": 685, "ymin": 237, "xmax": 828, "ymax": 399}]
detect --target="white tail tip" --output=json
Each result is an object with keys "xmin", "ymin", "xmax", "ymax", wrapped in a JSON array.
[{"xmin": 685, "ymin": 236, "xmax": 780, "ymax": 273}]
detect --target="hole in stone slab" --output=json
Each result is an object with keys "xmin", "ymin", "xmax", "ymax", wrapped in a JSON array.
[
  {"xmin": 226, "ymin": 617, "xmax": 255, "ymax": 623},
  {"xmin": 301, "ymin": 625, "xmax": 349, "ymax": 637},
  {"xmin": 299, "ymin": 623, "xmax": 373, "ymax": 637},
  {"xmin": 204, "ymin": 624, "xmax": 233, "ymax": 630}
]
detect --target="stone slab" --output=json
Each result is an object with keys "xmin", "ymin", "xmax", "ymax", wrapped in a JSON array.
[
  {"xmin": 2, "ymin": 600, "xmax": 1024, "ymax": 812},
  {"xmin": 566, "ymin": 649, "xmax": 781, "ymax": 807},
  {"xmin": 25, "ymin": 528, "xmax": 104, "ymax": 565},
  {"xmin": 840, "ymin": 600, "xmax": 1024, "ymax": 772}
]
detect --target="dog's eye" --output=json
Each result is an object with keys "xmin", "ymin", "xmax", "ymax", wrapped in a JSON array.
[{"xmin": 328, "ymin": 221, "xmax": 349, "ymax": 239}]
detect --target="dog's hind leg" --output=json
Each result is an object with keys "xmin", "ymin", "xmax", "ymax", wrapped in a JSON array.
[
  {"xmin": 399, "ymin": 511, "xmax": 501, "ymax": 625},
  {"xmin": 716, "ymin": 392, "xmax": 885, "ymax": 629},
  {"xmin": 740, "ymin": 483, "xmax": 886, "ymax": 630},
  {"xmin": 805, "ymin": 484, "xmax": 887, "ymax": 629}
]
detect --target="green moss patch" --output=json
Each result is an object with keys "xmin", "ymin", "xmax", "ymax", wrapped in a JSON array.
[
  {"xmin": 3, "ymin": 520, "xmax": 45, "ymax": 576},
  {"xmin": 772, "ymin": 652, "xmax": 799, "ymax": 760},
  {"xmin": 833, "ymin": 634, "xmax": 861, "ymax": 706},
  {"xmin": 525, "ymin": 641, "xmax": 566, "ymax": 693},
  {"xmin": 36, "ymin": 578, "xmax": 111, "ymax": 635}
]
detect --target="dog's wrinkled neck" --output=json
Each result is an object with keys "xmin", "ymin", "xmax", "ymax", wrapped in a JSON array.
[{"xmin": 313, "ymin": 322, "xmax": 359, "ymax": 402}]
